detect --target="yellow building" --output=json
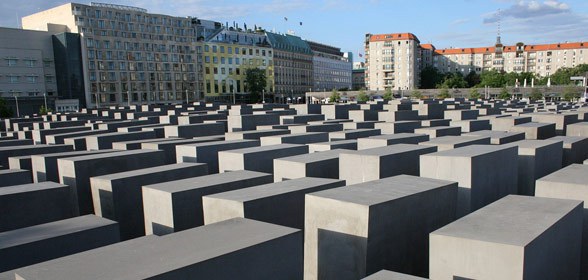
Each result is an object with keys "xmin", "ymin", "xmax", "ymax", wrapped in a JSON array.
[{"xmin": 202, "ymin": 33, "xmax": 274, "ymax": 102}]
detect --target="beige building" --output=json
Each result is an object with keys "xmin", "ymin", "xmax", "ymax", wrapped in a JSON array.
[
  {"xmin": 364, "ymin": 33, "xmax": 420, "ymax": 91},
  {"xmin": 22, "ymin": 2, "xmax": 206, "ymax": 107},
  {"xmin": 366, "ymin": 32, "xmax": 588, "ymax": 89}
]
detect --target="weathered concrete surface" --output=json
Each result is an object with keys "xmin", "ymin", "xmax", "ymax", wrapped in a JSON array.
[
  {"xmin": 413, "ymin": 126, "xmax": 461, "ymax": 139},
  {"xmin": 143, "ymin": 170, "xmax": 273, "ymax": 235},
  {"xmin": 340, "ymin": 144, "xmax": 437, "ymax": 185},
  {"xmin": 308, "ymin": 140, "xmax": 358, "ymax": 153},
  {"xmin": 550, "ymin": 136, "xmax": 588, "ymax": 166},
  {"xmin": 0, "ymin": 144, "xmax": 73, "ymax": 169},
  {"xmin": 329, "ymin": 129, "xmax": 381, "ymax": 141},
  {"xmin": 175, "ymin": 139, "xmax": 259, "ymax": 173},
  {"xmin": 0, "ymin": 215, "xmax": 119, "ymax": 272},
  {"xmin": 420, "ymin": 145, "xmax": 518, "ymax": 217},
  {"xmin": 91, "ymin": 163, "xmax": 208, "ymax": 240},
  {"xmin": 164, "ymin": 123, "xmax": 225, "ymax": 138},
  {"xmin": 430, "ymin": 195, "xmax": 583, "ymax": 280},
  {"xmin": 260, "ymin": 132, "xmax": 329, "ymax": 146},
  {"xmin": 305, "ymin": 175, "xmax": 457, "ymax": 279},
  {"xmin": 0, "ymin": 169, "xmax": 32, "ymax": 187},
  {"xmin": 374, "ymin": 121, "xmax": 421, "ymax": 134},
  {"xmin": 13, "ymin": 218, "xmax": 302, "ymax": 280},
  {"xmin": 357, "ymin": 133, "xmax": 429, "ymax": 150},
  {"xmin": 490, "ymin": 116, "xmax": 532, "ymax": 131},
  {"xmin": 419, "ymin": 135, "xmax": 490, "ymax": 151},
  {"xmin": 0, "ymin": 182, "xmax": 74, "ymax": 232},
  {"xmin": 203, "ymin": 177, "xmax": 345, "ymax": 228},
  {"xmin": 30, "ymin": 150, "xmax": 116, "ymax": 183},
  {"xmin": 58, "ymin": 149, "xmax": 167, "ymax": 215},
  {"xmin": 464, "ymin": 130, "xmax": 526, "ymax": 144},
  {"xmin": 567, "ymin": 122, "xmax": 588, "ymax": 137},
  {"xmin": 141, "ymin": 136, "xmax": 224, "ymax": 164},
  {"xmin": 273, "ymin": 149, "xmax": 347, "ymax": 181},
  {"xmin": 224, "ymin": 129, "xmax": 290, "ymax": 140},
  {"xmin": 449, "ymin": 119, "xmax": 490, "ymax": 133},
  {"xmin": 85, "ymin": 131, "xmax": 157, "ymax": 150},
  {"xmin": 218, "ymin": 144, "xmax": 309, "ymax": 173},
  {"xmin": 509, "ymin": 122, "xmax": 556, "ymax": 140}
]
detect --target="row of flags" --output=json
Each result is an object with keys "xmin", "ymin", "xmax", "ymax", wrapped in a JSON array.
[{"xmin": 283, "ymin": 17, "xmax": 303, "ymax": 26}]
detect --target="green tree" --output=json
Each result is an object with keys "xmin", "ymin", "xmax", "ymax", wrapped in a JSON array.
[
  {"xmin": 419, "ymin": 66, "xmax": 445, "ymax": 89},
  {"xmin": 562, "ymin": 85, "xmax": 581, "ymax": 101},
  {"xmin": 0, "ymin": 97, "xmax": 13, "ymax": 118},
  {"xmin": 437, "ymin": 87, "xmax": 452, "ymax": 99},
  {"xmin": 39, "ymin": 105, "xmax": 52, "ymax": 115},
  {"xmin": 465, "ymin": 71, "xmax": 481, "ymax": 88},
  {"xmin": 469, "ymin": 88, "xmax": 481, "ymax": 99},
  {"xmin": 383, "ymin": 88, "xmax": 393, "ymax": 101},
  {"xmin": 244, "ymin": 68, "xmax": 267, "ymax": 103},
  {"xmin": 498, "ymin": 87, "xmax": 511, "ymax": 100},
  {"xmin": 438, "ymin": 72, "xmax": 467, "ymax": 89},
  {"xmin": 479, "ymin": 70, "xmax": 506, "ymax": 88},
  {"xmin": 329, "ymin": 89, "xmax": 341, "ymax": 103},
  {"xmin": 410, "ymin": 90, "xmax": 423, "ymax": 100},
  {"xmin": 550, "ymin": 64, "xmax": 588, "ymax": 85},
  {"xmin": 528, "ymin": 88, "xmax": 543, "ymax": 101},
  {"xmin": 357, "ymin": 89, "xmax": 369, "ymax": 102}
]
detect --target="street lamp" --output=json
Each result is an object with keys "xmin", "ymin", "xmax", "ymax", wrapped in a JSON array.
[
  {"xmin": 43, "ymin": 92, "xmax": 48, "ymax": 111},
  {"xmin": 14, "ymin": 93, "xmax": 20, "ymax": 118},
  {"xmin": 185, "ymin": 89, "xmax": 189, "ymax": 105},
  {"xmin": 127, "ymin": 90, "xmax": 131, "ymax": 107},
  {"xmin": 233, "ymin": 80, "xmax": 236, "ymax": 105},
  {"xmin": 262, "ymin": 89, "xmax": 265, "ymax": 104}
]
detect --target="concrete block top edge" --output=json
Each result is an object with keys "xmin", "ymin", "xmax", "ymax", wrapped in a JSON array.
[
  {"xmin": 142, "ymin": 170, "xmax": 272, "ymax": 193},
  {"xmin": 176, "ymin": 139, "xmax": 258, "ymax": 148},
  {"xmin": 89, "ymin": 162, "xmax": 206, "ymax": 181},
  {"xmin": 217, "ymin": 143, "xmax": 307, "ymax": 154},
  {"xmin": 536, "ymin": 164, "xmax": 588, "ymax": 185},
  {"xmin": 421, "ymin": 144, "xmax": 516, "ymax": 157},
  {"xmin": 56, "ymin": 149, "xmax": 163, "ymax": 162},
  {"xmin": 274, "ymin": 149, "xmax": 348, "ymax": 162},
  {"xmin": 341, "ymin": 143, "xmax": 436, "ymax": 156},
  {"xmin": 0, "ymin": 181, "xmax": 67, "ymax": 196},
  {"xmin": 363, "ymin": 133, "xmax": 428, "ymax": 140},
  {"xmin": 501, "ymin": 139, "xmax": 563, "ymax": 150},
  {"xmin": 0, "ymin": 215, "xmax": 117, "ymax": 248},
  {"xmin": 432, "ymin": 195, "xmax": 583, "ymax": 246},
  {"xmin": 204, "ymin": 177, "xmax": 345, "ymax": 202},
  {"xmin": 308, "ymin": 174, "xmax": 457, "ymax": 206},
  {"xmin": 362, "ymin": 269, "xmax": 429, "ymax": 279}
]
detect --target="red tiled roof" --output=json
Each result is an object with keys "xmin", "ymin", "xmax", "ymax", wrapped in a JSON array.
[{"xmin": 369, "ymin": 33, "xmax": 420, "ymax": 43}]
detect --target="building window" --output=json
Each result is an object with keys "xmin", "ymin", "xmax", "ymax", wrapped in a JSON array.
[
  {"xmin": 6, "ymin": 58, "xmax": 17, "ymax": 66},
  {"xmin": 8, "ymin": 75, "xmax": 19, "ymax": 83}
]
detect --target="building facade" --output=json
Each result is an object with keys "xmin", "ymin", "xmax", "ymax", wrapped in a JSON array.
[
  {"xmin": 202, "ymin": 27, "xmax": 274, "ymax": 102},
  {"xmin": 266, "ymin": 32, "xmax": 313, "ymax": 101},
  {"xmin": 366, "ymin": 32, "xmax": 588, "ymax": 90},
  {"xmin": 307, "ymin": 41, "xmax": 351, "ymax": 91},
  {"xmin": 23, "ymin": 2, "xmax": 207, "ymax": 108},
  {"xmin": 0, "ymin": 27, "xmax": 59, "ymax": 116}
]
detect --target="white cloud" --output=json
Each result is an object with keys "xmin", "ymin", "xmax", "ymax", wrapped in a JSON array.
[{"xmin": 484, "ymin": 0, "xmax": 570, "ymax": 23}]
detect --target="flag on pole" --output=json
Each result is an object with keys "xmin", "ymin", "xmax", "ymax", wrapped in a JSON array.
[
  {"xmin": 358, "ymin": 53, "xmax": 363, "ymax": 57},
  {"xmin": 299, "ymin": 22, "xmax": 302, "ymax": 26},
  {"xmin": 284, "ymin": 17, "xmax": 288, "ymax": 21}
]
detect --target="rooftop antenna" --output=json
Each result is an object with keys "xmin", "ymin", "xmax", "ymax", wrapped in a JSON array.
[{"xmin": 496, "ymin": 8, "xmax": 502, "ymax": 45}]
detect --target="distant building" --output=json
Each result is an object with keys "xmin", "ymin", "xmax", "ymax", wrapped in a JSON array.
[
  {"xmin": 0, "ymin": 27, "xmax": 60, "ymax": 116},
  {"xmin": 352, "ymin": 68, "xmax": 365, "ymax": 90},
  {"xmin": 366, "ymin": 31, "xmax": 588, "ymax": 90},
  {"xmin": 343, "ymin": 51, "xmax": 353, "ymax": 64},
  {"xmin": 307, "ymin": 40, "xmax": 351, "ymax": 91},
  {"xmin": 266, "ymin": 32, "xmax": 313, "ymax": 101}
]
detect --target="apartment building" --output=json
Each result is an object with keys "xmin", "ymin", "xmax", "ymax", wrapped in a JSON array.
[
  {"xmin": 202, "ymin": 27, "xmax": 274, "ymax": 102},
  {"xmin": 266, "ymin": 32, "xmax": 313, "ymax": 101},
  {"xmin": 307, "ymin": 41, "xmax": 351, "ymax": 91},
  {"xmin": 364, "ymin": 33, "xmax": 420, "ymax": 91},
  {"xmin": 22, "ymin": 2, "xmax": 208, "ymax": 107},
  {"xmin": 367, "ymin": 32, "xmax": 588, "ymax": 90}
]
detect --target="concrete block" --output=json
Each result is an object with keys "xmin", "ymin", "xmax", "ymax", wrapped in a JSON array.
[
  {"xmin": 464, "ymin": 130, "xmax": 526, "ymax": 144},
  {"xmin": 289, "ymin": 123, "xmax": 344, "ymax": 134},
  {"xmin": 111, "ymin": 138, "xmax": 177, "ymax": 150},
  {"xmin": 340, "ymin": 144, "xmax": 437, "ymax": 185},
  {"xmin": 421, "ymin": 119, "xmax": 450, "ymax": 127},
  {"xmin": 218, "ymin": 144, "xmax": 309, "ymax": 173},
  {"xmin": 450, "ymin": 119, "xmax": 490, "ymax": 132},
  {"xmin": 420, "ymin": 145, "xmax": 518, "ymax": 217},
  {"xmin": 550, "ymin": 136, "xmax": 588, "ymax": 166},
  {"xmin": 349, "ymin": 110, "xmax": 380, "ymax": 122},
  {"xmin": 0, "ymin": 139, "xmax": 33, "ymax": 147},
  {"xmin": 13, "ymin": 218, "xmax": 302, "ymax": 280},
  {"xmin": 375, "ymin": 121, "xmax": 421, "ymax": 134},
  {"xmin": 329, "ymin": 128, "xmax": 381, "ymax": 141},
  {"xmin": 567, "ymin": 122, "xmax": 588, "ymax": 137},
  {"xmin": 143, "ymin": 170, "xmax": 273, "ymax": 235},
  {"xmin": 413, "ymin": 126, "xmax": 461, "ymax": 139},
  {"xmin": 530, "ymin": 113, "xmax": 579, "ymax": 135},
  {"xmin": 535, "ymin": 164, "xmax": 588, "ymax": 279},
  {"xmin": 164, "ymin": 123, "xmax": 225, "ymax": 138},
  {"xmin": 227, "ymin": 114, "xmax": 280, "ymax": 132},
  {"xmin": 91, "ymin": 163, "xmax": 207, "ymax": 240},
  {"xmin": 58, "ymin": 149, "xmax": 167, "ymax": 215},
  {"xmin": 85, "ymin": 131, "xmax": 157, "ymax": 150},
  {"xmin": 490, "ymin": 116, "xmax": 532, "ymax": 131},
  {"xmin": 0, "ymin": 144, "xmax": 73, "ymax": 169},
  {"xmin": 0, "ymin": 169, "xmax": 32, "ymax": 187},
  {"xmin": 46, "ymin": 129, "xmax": 107, "ymax": 145},
  {"xmin": 444, "ymin": 109, "xmax": 479, "ymax": 121},
  {"xmin": 419, "ymin": 135, "xmax": 490, "ymax": 151},
  {"xmin": 273, "ymin": 149, "xmax": 347, "ymax": 181},
  {"xmin": 141, "ymin": 137, "xmax": 224, "ymax": 164},
  {"xmin": 357, "ymin": 133, "xmax": 429, "ymax": 150},
  {"xmin": 321, "ymin": 104, "xmax": 360, "ymax": 119},
  {"xmin": 30, "ymin": 150, "xmax": 116, "ymax": 183},
  {"xmin": 362, "ymin": 270, "xmax": 428, "ymax": 280},
  {"xmin": 0, "ymin": 182, "xmax": 74, "ymax": 232},
  {"xmin": 175, "ymin": 139, "xmax": 259, "ymax": 173},
  {"xmin": 225, "ymin": 129, "xmax": 290, "ymax": 140},
  {"xmin": 261, "ymin": 132, "xmax": 329, "ymax": 146},
  {"xmin": 415, "ymin": 103, "xmax": 446, "ymax": 119},
  {"xmin": 430, "ymin": 195, "xmax": 583, "ymax": 280},
  {"xmin": 305, "ymin": 175, "xmax": 457, "ymax": 279},
  {"xmin": 8, "ymin": 156, "xmax": 34, "ymax": 173},
  {"xmin": 503, "ymin": 139, "xmax": 563, "ymax": 196},
  {"xmin": 509, "ymin": 122, "xmax": 556, "ymax": 140},
  {"xmin": 280, "ymin": 114, "xmax": 325, "ymax": 124},
  {"xmin": 378, "ymin": 110, "xmax": 419, "ymax": 122},
  {"xmin": 32, "ymin": 126, "xmax": 90, "ymax": 144},
  {"xmin": 0, "ymin": 215, "xmax": 119, "ymax": 272},
  {"xmin": 308, "ymin": 140, "xmax": 358, "ymax": 153},
  {"xmin": 203, "ymin": 177, "xmax": 345, "ymax": 228}
]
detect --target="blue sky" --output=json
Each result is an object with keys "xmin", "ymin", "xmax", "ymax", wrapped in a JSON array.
[{"xmin": 2, "ymin": 0, "xmax": 588, "ymax": 62}]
